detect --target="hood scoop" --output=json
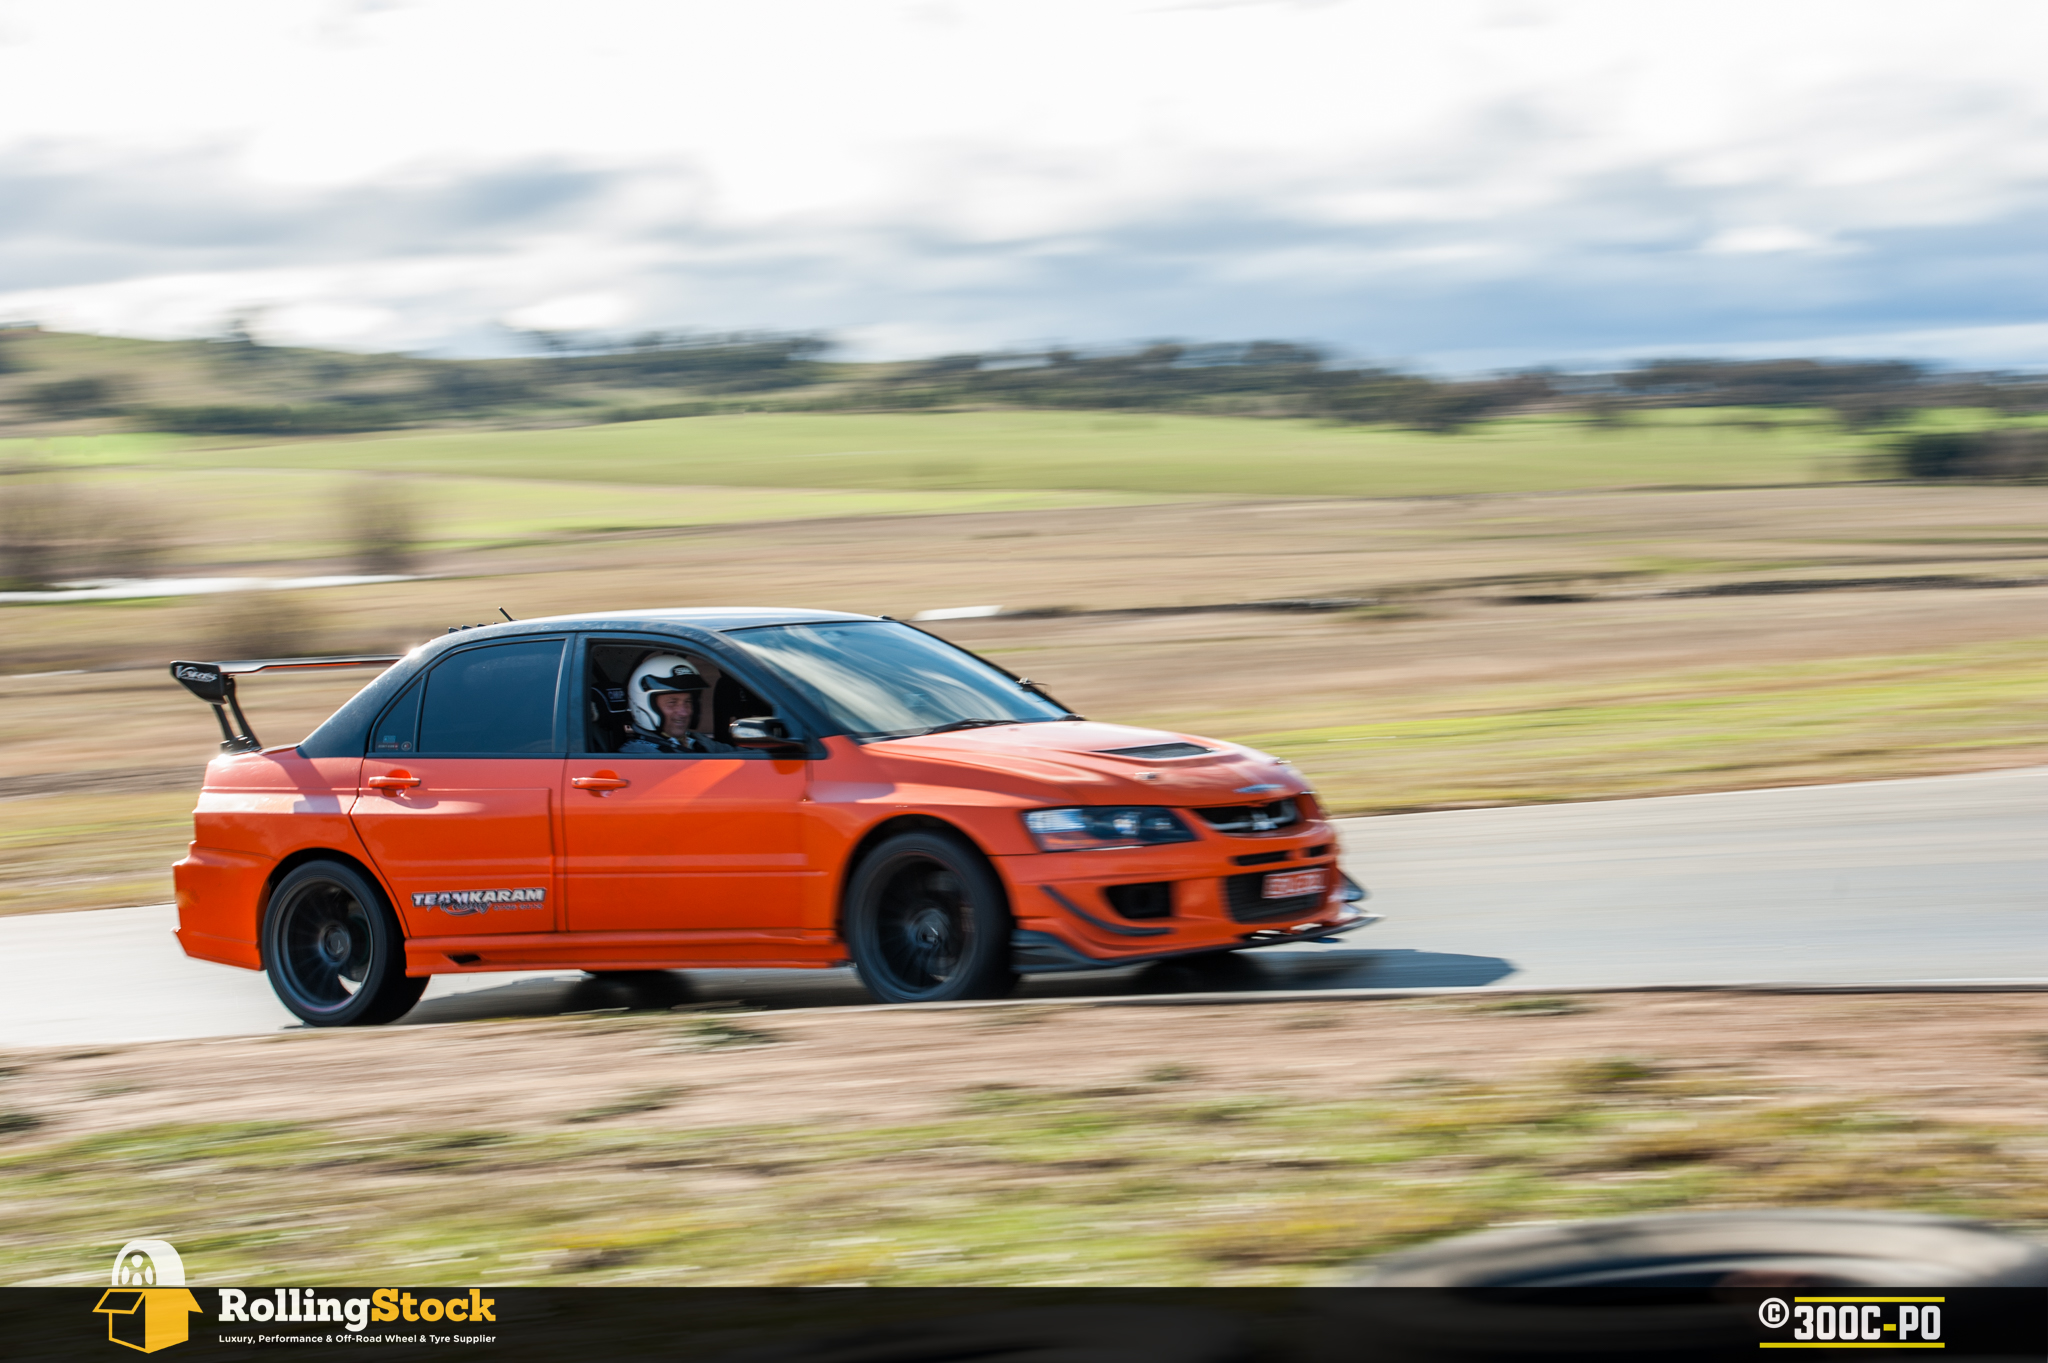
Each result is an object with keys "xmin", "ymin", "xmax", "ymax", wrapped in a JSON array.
[{"xmin": 1096, "ymin": 741, "xmax": 1213, "ymax": 760}]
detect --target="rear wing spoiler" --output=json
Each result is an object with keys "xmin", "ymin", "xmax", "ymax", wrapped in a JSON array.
[{"xmin": 169, "ymin": 656, "xmax": 405, "ymax": 753}]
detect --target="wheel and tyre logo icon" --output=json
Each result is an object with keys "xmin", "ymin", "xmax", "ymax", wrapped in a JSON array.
[{"xmin": 1759, "ymin": 1297, "xmax": 1791, "ymax": 1328}]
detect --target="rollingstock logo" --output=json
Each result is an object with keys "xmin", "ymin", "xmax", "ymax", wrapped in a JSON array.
[
  {"xmin": 412, "ymin": 887, "xmax": 546, "ymax": 914},
  {"xmin": 87, "ymin": 1238, "xmax": 498, "ymax": 1352},
  {"xmin": 218, "ymin": 1287, "xmax": 496, "ymax": 1332},
  {"xmin": 93, "ymin": 1240, "xmax": 201, "ymax": 1353}
]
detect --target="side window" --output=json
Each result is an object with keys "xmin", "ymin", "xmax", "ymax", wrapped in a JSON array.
[
  {"xmin": 581, "ymin": 643, "xmax": 643, "ymax": 754},
  {"xmin": 368, "ymin": 680, "xmax": 422, "ymax": 755},
  {"xmin": 417, "ymin": 640, "xmax": 565, "ymax": 756},
  {"xmin": 579, "ymin": 640, "xmax": 783, "ymax": 755}
]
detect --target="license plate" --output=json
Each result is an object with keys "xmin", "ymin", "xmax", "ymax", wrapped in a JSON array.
[{"xmin": 1262, "ymin": 869, "xmax": 1326, "ymax": 899}]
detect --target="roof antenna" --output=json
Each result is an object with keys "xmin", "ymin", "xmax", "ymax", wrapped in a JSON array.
[{"xmin": 498, "ymin": 608, "xmax": 516, "ymax": 622}]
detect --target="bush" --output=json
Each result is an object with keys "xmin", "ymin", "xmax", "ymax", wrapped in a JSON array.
[
  {"xmin": 21, "ymin": 375, "xmax": 120, "ymax": 420},
  {"xmin": 0, "ymin": 479, "xmax": 67, "ymax": 588},
  {"xmin": 1887, "ymin": 430, "xmax": 2048, "ymax": 481},
  {"xmin": 342, "ymin": 477, "xmax": 421, "ymax": 575},
  {"xmin": 0, "ymin": 473, "xmax": 168, "ymax": 589},
  {"xmin": 599, "ymin": 401, "xmax": 721, "ymax": 422},
  {"xmin": 201, "ymin": 590, "xmax": 329, "ymax": 661},
  {"xmin": 138, "ymin": 403, "xmax": 410, "ymax": 435}
]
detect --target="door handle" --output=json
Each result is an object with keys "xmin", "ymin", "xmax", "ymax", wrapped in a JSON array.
[
  {"xmin": 572, "ymin": 771, "xmax": 631, "ymax": 795},
  {"xmin": 367, "ymin": 771, "xmax": 421, "ymax": 792}
]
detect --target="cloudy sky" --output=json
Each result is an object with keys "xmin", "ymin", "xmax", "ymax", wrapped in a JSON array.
[{"xmin": 3, "ymin": 0, "xmax": 2047, "ymax": 370}]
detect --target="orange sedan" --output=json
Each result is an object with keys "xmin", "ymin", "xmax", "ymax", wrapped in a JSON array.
[{"xmin": 171, "ymin": 609, "xmax": 1375, "ymax": 1025}]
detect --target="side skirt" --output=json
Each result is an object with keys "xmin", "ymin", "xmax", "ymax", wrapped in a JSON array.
[{"xmin": 405, "ymin": 929, "xmax": 846, "ymax": 975}]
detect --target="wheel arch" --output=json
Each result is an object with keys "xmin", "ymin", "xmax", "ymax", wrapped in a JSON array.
[
  {"xmin": 259, "ymin": 848, "xmax": 403, "ymax": 950},
  {"xmin": 835, "ymin": 814, "xmax": 1012, "ymax": 936}
]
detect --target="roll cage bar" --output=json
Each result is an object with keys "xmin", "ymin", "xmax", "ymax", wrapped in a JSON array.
[{"xmin": 169, "ymin": 655, "xmax": 404, "ymax": 753}]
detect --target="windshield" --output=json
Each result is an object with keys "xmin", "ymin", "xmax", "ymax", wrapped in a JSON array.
[{"xmin": 728, "ymin": 620, "xmax": 1069, "ymax": 740}]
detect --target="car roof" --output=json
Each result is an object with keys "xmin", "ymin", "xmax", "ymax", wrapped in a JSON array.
[
  {"xmin": 511, "ymin": 607, "xmax": 884, "ymax": 633},
  {"xmin": 296, "ymin": 607, "xmax": 891, "ymax": 759}
]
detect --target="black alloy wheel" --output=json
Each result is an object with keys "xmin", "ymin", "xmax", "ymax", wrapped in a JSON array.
[
  {"xmin": 845, "ymin": 831, "xmax": 1016, "ymax": 1004},
  {"xmin": 263, "ymin": 860, "xmax": 426, "ymax": 1026}
]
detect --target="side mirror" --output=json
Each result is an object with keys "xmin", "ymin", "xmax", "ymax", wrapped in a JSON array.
[{"xmin": 730, "ymin": 716, "xmax": 802, "ymax": 751}]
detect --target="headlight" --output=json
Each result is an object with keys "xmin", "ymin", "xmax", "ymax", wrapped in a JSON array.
[{"xmin": 1022, "ymin": 806, "xmax": 1197, "ymax": 852}]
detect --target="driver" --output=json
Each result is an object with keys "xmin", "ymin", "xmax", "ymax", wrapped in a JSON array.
[{"xmin": 619, "ymin": 654, "xmax": 742, "ymax": 754}]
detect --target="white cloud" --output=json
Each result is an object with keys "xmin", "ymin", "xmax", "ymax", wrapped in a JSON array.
[
  {"xmin": 500, "ymin": 292, "xmax": 633, "ymax": 333},
  {"xmin": 1702, "ymin": 226, "xmax": 1835, "ymax": 255},
  {"xmin": 264, "ymin": 301, "xmax": 398, "ymax": 344},
  {"xmin": 0, "ymin": 0, "xmax": 2044, "ymax": 364}
]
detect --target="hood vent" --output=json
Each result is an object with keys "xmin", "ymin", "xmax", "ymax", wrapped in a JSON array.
[{"xmin": 1097, "ymin": 742, "xmax": 1212, "ymax": 760}]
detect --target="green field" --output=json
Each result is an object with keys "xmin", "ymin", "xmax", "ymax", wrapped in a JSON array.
[
  {"xmin": 8, "ymin": 408, "xmax": 1874, "ymax": 498},
  {"xmin": 17, "ymin": 466, "xmax": 1164, "ymax": 569},
  {"xmin": 1241, "ymin": 637, "xmax": 2048, "ymax": 811}
]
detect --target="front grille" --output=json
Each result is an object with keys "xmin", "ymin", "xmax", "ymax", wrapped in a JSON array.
[
  {"xmin": 1193, "ymin": 798, "xmax": 1300, "ymax": 836},
  {"xmin": 1098, "ymin": 742, "xmax": 1212, "ymax": 759},
  {"xmin": 1223, "ymin": 871, "xmax": 1326, "ymax": 923},
  {"xmin": 1103, "ymin": 881, "xmax": 1174, "ymax": 920}
]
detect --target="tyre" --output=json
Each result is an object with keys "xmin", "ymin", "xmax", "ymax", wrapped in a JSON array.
[
  {"xmin": 262, "ymin": 860, "xmax": 426, "ymax": 1027},
  {"xmin": 844, "ymin": 831, "xmax": 1015, "ymax": 1004}
]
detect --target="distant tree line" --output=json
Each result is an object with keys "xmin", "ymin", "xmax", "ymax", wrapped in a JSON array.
[{"xmin": 2, "ymin": 323, "xmax": 2044, "ymax": 479}]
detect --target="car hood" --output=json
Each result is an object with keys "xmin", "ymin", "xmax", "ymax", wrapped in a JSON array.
[{"xmin": 874, "ymin": 720, "xmax": 1303, "ymax": 805}]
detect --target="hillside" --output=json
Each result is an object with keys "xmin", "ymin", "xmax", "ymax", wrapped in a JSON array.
[{"xmin": 5, "ymin": 325, "xmax": 2046, "ymax": 444}]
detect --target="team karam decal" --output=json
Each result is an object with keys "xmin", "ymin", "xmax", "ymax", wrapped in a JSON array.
[{"xmin": 412, "ymin": 887, "xmax": 546, "ymax": 914}]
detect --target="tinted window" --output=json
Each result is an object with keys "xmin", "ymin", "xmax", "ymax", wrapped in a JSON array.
[
  {"xmin": 418, "ymin": 640, "xmax": 565, "ymax": 755},
  {"xmin": 368, "ymin": 681, "xmax": 422, "ymax": 754},
  {"xmin": 728, "ymin": 620, "xmax": 1066, "ymax": 740}
]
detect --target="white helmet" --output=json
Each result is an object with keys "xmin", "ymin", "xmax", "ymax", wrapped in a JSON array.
[{"xmin": 628, "ymin": 654, "xmax": 707, "ymax": 731}]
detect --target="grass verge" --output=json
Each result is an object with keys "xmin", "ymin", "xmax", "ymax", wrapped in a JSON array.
[{"xmin": 2, "ymin": 1050, "xmax": 2040, "ymax": 1286}]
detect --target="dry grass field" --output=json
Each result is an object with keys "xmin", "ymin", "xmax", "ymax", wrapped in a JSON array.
[{"xmin": 1, "ymin": 478, "xmax": 2043, "ymax": 914}]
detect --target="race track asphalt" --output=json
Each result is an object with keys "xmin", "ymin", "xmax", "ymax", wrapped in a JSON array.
[{"xmin": 2, "ymin": 766, "xmax": 2041, "ymax": 1047}]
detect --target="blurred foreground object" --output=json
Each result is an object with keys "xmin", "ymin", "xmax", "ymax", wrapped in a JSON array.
[
  {"xmin": 1330, "ymin": 1211, "xmax": 2048, "ymax": 1360},
  {"xmin": 1350, "ymin": 1210, "xmax": 2048, "ymax": 1288}
]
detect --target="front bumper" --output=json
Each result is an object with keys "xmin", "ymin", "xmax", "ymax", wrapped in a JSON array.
[
  {"xmin": 998, "ymin": 826, "xmax": 1379, "ymax": 973},
  {"xmin": 1012, "ymin": 899, "xmax": 1381, "ymax": 974}
]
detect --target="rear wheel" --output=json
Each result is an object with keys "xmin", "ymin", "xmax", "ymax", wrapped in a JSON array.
[
  {"xmin": 263, "ymin": 860, "xmax": 425, "ymax": 1027},
  {"xmin": 845, "ymin": 831, "xmax": 1015, "ymax": 1004}
]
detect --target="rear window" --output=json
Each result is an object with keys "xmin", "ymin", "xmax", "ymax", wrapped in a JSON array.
[{"xmin": 417, "ymin": 640, "xmax": 565, "ymax": 755}]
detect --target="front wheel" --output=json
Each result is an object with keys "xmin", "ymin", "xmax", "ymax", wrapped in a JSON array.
[
  {"xmin": 844, "ymin": 831, "xmax": 1016, "ymax": 1004},
  {"xmin": 262, "ymin": 860, "xmax": 426, "ymax": 1026}
]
